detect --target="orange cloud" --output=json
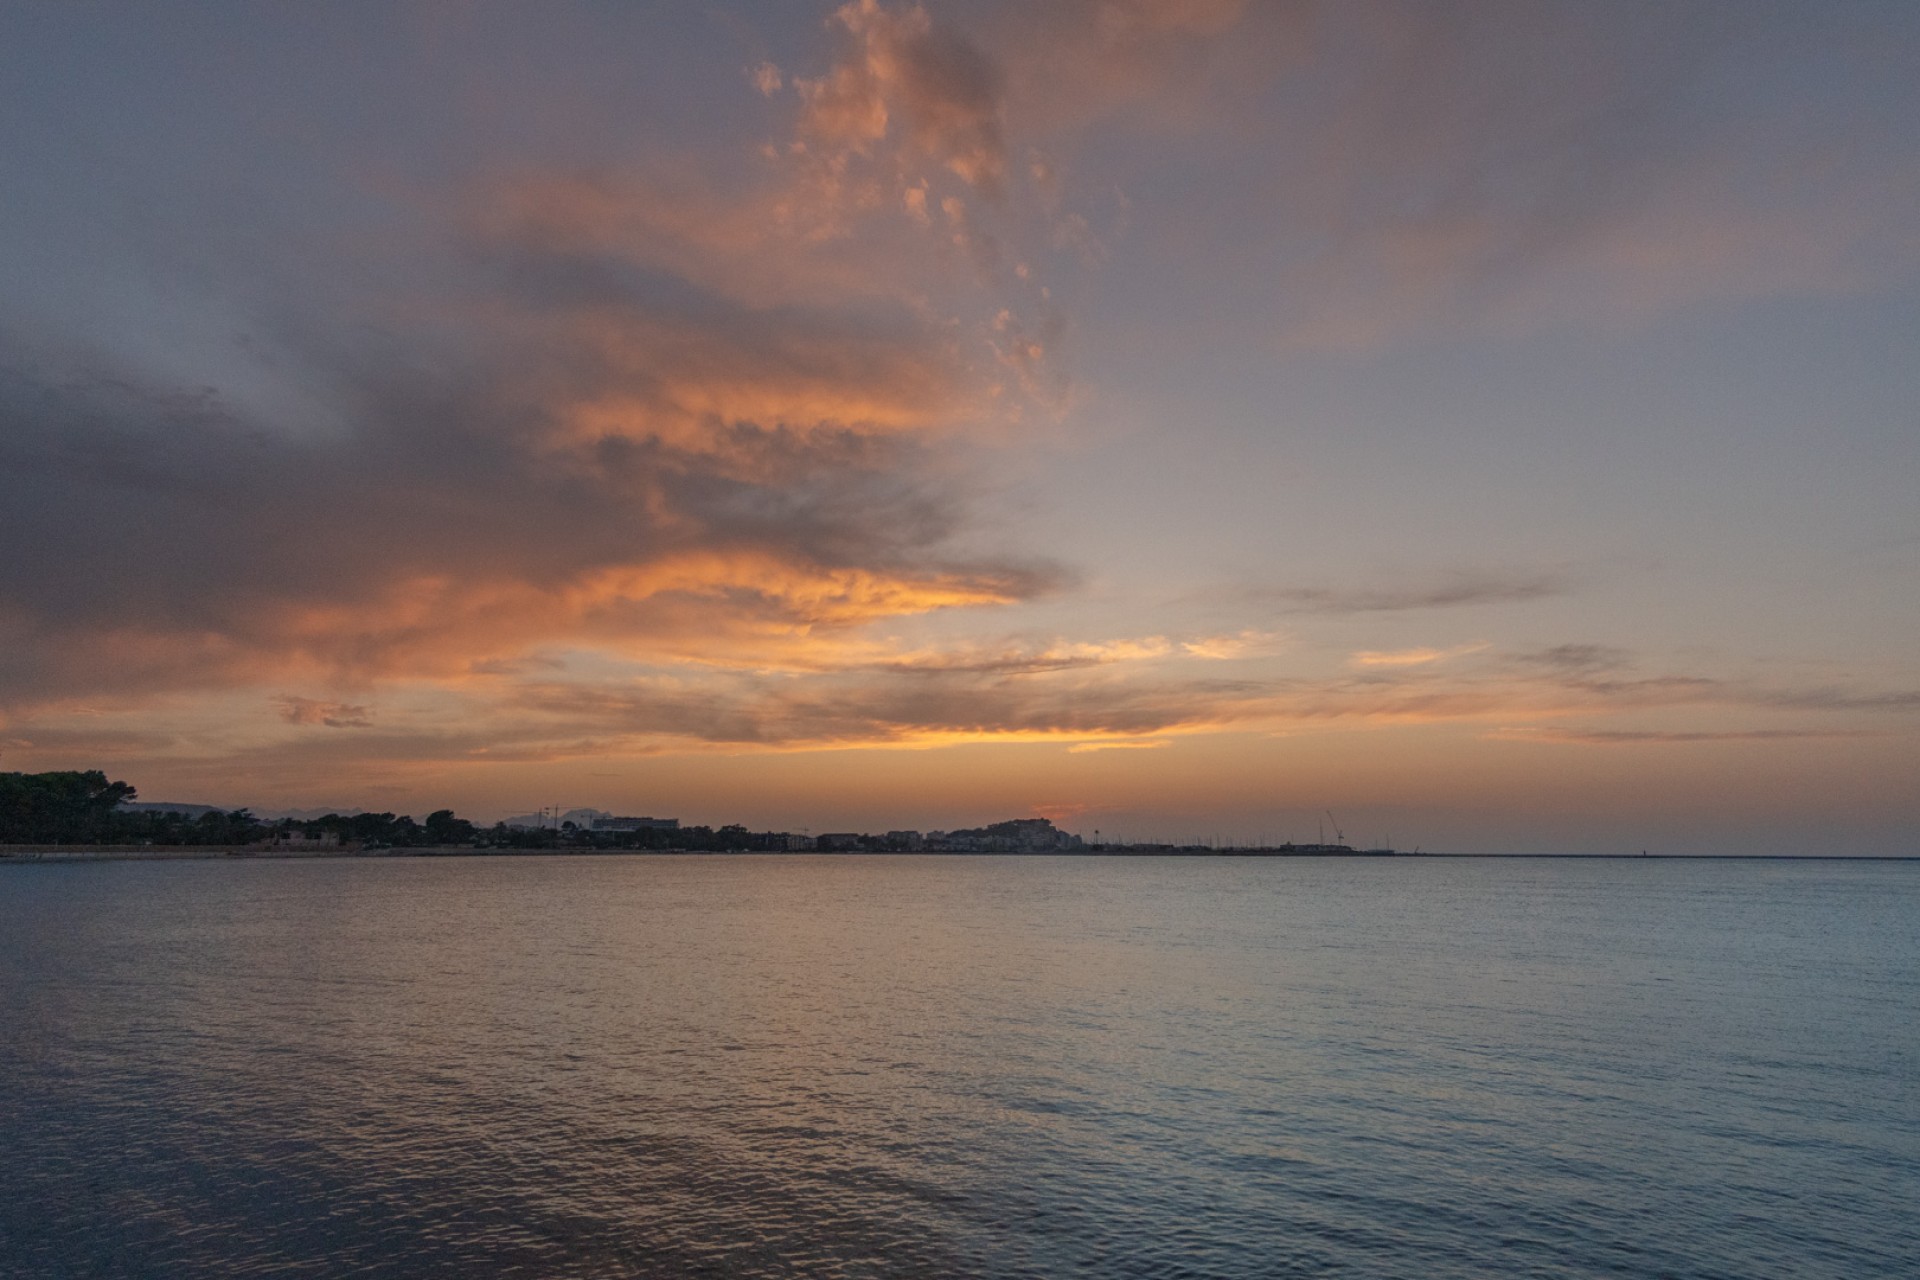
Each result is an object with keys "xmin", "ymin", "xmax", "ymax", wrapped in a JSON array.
[
  {"xmin": 275, "ymin": 697, "xmax": 373, "ymax": 729},
  {"xmin": 797, "ymin": 1, "xmax": 1008, "ymax": 197},
  {"xmin": 1349, "ymin": 643, "xmax": 1488, "ymax": 668},
  {"xmin": 0, "ymin": 342, "xmax": 1060, "ymax": 714},
  {"xmin": 12, "ymin": 626, "xmax": 1916, "ymax": 797},
  {"xmin": 1182, "ymin": 629, "xmax": 1284, "ymax": 660}
]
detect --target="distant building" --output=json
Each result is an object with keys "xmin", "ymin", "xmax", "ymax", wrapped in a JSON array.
[
  {"xmin": 931, "ymin": 818, "xmax": 1083, "ymax": 852},
  {"xmin": 261, "ymin": 830, "xmax": 342, "ymax": 851},
  {"xmin": 817, "ymin": 833, "xmax": 864, "ymax": 851},
  {"xmin": 591, "ymin": 816, "xmax": 679, "ymax": 832},
  {"xmin": 885, "ymin": 830, "xmax": 924, "ymax": 851}
]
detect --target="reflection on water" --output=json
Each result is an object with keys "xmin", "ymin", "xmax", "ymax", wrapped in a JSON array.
[{"xmin": 3, "ymin": 855, "xmax": 1916, "ymax": 1277}]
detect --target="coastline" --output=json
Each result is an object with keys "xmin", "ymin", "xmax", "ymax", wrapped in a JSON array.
[{"xmin": 3, "ymin": 847, "xmax": 1914, "ymax": 863}]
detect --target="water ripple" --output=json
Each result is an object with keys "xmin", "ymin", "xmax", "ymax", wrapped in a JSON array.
[{"xmin": 2, "ymin": 855, "xmax": 1917, "ymax": 1277}]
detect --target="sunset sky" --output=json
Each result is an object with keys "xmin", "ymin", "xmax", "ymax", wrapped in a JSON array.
[{"xmin": 3, "ymin": 2, "xmax": 1916, "ymax": 853}]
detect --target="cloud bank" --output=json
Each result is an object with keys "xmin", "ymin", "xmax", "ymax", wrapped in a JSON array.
[{"xmin": 3, "ymin": 0, "xmax": 1916, "ymax": 809}]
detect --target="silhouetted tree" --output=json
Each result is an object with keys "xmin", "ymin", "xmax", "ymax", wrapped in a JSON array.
[
  {"xmin": 0, "ymin": 771, "xmax": 137, "ymax": 843},
  {"xmin": 423, "ymin": 809, "xmax": 477, "ymax": 846}
]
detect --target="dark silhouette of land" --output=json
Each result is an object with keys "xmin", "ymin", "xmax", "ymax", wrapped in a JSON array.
[
  {"xmin": 10, "ymin": 770, "xmax": 1911, "ymax": 861},
  {"xmin": 2, "ymin": 769, "xmax": 1371, "ymax": 857}
]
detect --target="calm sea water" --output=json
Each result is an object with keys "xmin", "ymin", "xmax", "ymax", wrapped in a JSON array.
[{"xmin": 2, "ymin": 855, "xmax": 1915, "ymax": 1278}]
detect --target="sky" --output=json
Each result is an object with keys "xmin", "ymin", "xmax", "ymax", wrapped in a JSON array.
[{"xmin": 2, "ymin": 1, "xmax": 1916, "ymax": 854}]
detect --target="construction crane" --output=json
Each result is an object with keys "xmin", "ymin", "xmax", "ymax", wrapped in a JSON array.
[{"xmin": 1325, "ymin": 810, "xmax": 1346, "ymax": 845}]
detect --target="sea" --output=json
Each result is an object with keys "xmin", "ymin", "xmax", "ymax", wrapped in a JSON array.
[{"xmin": 2, "ymin": 854, "xmax": 1915, "ymax": 1278}]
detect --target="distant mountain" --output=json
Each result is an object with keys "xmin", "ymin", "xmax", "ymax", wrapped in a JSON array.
[{"xmin": 251, "ymin": 807, "xmax": 367, "ymax": 821}]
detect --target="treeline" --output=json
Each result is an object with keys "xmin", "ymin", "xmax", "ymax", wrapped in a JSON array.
[
  {"xmin": 1, "ymin": 770, "xmax": 140, "ymax": 844},
  {"xmin": 0, "ymin": 771, "xmax": 488, "ymax": 848},
  {"xmin": 5, "ymin": 770, "xmax": 768, "ymax": 851}
]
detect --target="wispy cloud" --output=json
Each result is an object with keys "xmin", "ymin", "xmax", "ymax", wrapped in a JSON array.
[
  {"xmin": 1215, "ymin": 570, "xmax": 1569, "ymax": 615},
  {"xmin": 863, "ymin": 635, "xmax": 1171, "ymax": 677},
  {"xmin": 1489, "ymin": 727, "xmax": 1885, "ymax": 746},
  {"xmin": 1349, "ymin": 642, "xmax": 1488, "ymax": 668},
  {"xmin": 1507, "ymin": 644, "xmax": 1633, "ymax": 674},
  {"xmin": 1758, "ymin": 688, "xmax": 1920, "ymax": 713},
  {"xmin": 1251, "ymin": 5, "xmax": 1920, "ymax": 348},
  {"xmin": 275, "ymin": 697, "xmax": 373, "ymax": 729},
  {"xmin": 1181, "ymin": 629, "xmax": 1283, "ymax": 660},
  {"xmin": 16, "ymin": 631, "xmax": 1916, "ymax": 790}
]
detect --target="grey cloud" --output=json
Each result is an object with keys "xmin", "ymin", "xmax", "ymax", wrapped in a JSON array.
[
  {"xmin": 465, "ymin": 645, "xmax": 1897, "ymax": 753},
  {"xmin": 1556, "ymin": 675, "xmax": 1722, "ymax": 701},
  {"xmin": 276, "ymin": 697, "xmax": 373, "ymax": 729},
  {"xmin": 0, "ymin": 4, "xmax": 1085, "ymax": 717},
  {"xmin": 1758, "ymin": 688, "xmax": 1920, "ymax": 713},
  {"xmin": 1500, "ymin": 727, "xmax": 1885, "ymax": 745},
  {"xmin": 1509, "ymin": 644, "xmax": 1631, "ymax": 673},
  {"xmin": 988, "ymin": 0, "xmax": 1298, "ymax": 135},
  {"xmin": 507, "ymin": 668, "xmax": 1271, "ymax": 747},
  {"xmin": 1259, "ymin": 3, "xmax": 1920, "ymax": 343},
  {"xmin": 34, "ymin": 628, "xmax": 1917, "ymax": 782},
  {"xmin": 1220, "ymin": 570, "xmax": 1569, "ymax": 615},
  {"xmin": 865, "ymin": 653, "xmax": 1104, "ymax": 677},
  {"xmin": 0, "ymin": 317, "xmax": 1055, "ymax": 708}
]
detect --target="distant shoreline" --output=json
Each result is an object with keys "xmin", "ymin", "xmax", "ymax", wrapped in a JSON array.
[{"xmin": 1, "ymin": 847, "xmax": 1914, "ymax": 864}]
